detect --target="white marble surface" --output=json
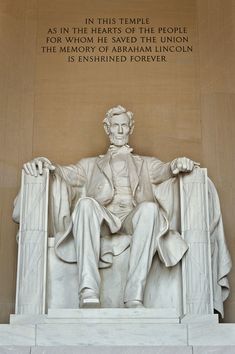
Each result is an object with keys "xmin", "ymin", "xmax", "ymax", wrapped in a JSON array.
[
  {"xmin": 47, "ymin": 308, "xmax": 179, "ymax": 324},
  {"xmin": 193, "ymin": 346, "xmax": 235, "ymax": 354},
  {"xmin": 36, "ymin": 323, "xmax": 187, "ymax": 346},
  {"xmin": 180, "ymin": 314, "xmax": 218, "ymax": 324},
  {"xmin": 11, "ymin": 315, "xmax": 179, "ymax": 325},
  {"xmin": 1, "ymin": 322, "xmax": 235, "ymax": 348},
  {"xmin": 180, "ymin": 168, "xmax": 213, "ymax": 315},
  {"xmin": 13, "ymin": 310, "xmax": 223, "ymax": 326},
  {"xmin": 48, "ymin": 236, "xmax": 183, "ymax": 313},
  {"xmin": 188, "ymin": 324, "xmax": 235, "ymax": 345},
  {"xmin": 15, "ymin": 169, "xmax": 49, "ymax": 315},
  {"xmin": 10, "ymin": 309, "xmax": 179, "ymax": 325},
  {"xmin": 47, "ymin": 237, "xmax": 79, "ymax": 309},
  {"xmin": 0, "ymin": 348, "xmax": 31, "ymax": 354},
  {"xmin": 1, "ymin": 345, "xmax": 235, "ymax": 353},
  {"xmin": 48, "ymin": 308, "xmax": 178, "ymax": 318},
  {"xmin": 10, "ymin": 314, "xmax": 47, "ymax": 325},
  {"xmin": 0, "ymin": 325, "xmax": 35, "ymax": 346},
  {"xmin": 31, "ymin": 346, "xmax": 193, "ymax": 354}
]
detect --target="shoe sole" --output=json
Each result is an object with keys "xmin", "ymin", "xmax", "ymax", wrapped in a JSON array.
[{"xmin": 80, "ymin": 298, "xmax": 101, "ymax": 308}]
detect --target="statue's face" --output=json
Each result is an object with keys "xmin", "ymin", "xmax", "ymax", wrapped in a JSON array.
[{"xmin": 107, "ymin": 113, "xmax": 131, "ymax": 146}]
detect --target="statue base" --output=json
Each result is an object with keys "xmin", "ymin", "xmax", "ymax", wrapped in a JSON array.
[{"xmin": 0, "ymin": 309, "xmax": 234, "ymax": 352}]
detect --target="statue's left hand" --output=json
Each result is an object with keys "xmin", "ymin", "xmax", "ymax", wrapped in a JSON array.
[{"xmin": 171, "ymin": 157, "xmax": 200, "ymax": 175}]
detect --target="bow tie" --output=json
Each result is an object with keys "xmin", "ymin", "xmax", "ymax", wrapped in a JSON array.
[{"xmin": 108, "ymin": 145, "xmax": 133, "ymax": 156}]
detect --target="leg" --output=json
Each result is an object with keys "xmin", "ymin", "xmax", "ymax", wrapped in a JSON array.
[
  {"xmin": 122, "ymin": 202, "xmax": 165, "ymax": 306},
  {"xmin": 72, "ymin": 197, "xmax": 121, "ymax": 307}
]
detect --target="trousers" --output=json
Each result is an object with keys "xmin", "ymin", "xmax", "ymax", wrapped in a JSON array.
[{"xmin": 72, "ymin": 197, "xmax": 165, "ymax": 302}]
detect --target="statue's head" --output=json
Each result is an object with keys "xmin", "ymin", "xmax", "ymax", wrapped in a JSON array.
[{"xmin": 103, "ymin": 105, "xmax": 134, "ymax": 146}]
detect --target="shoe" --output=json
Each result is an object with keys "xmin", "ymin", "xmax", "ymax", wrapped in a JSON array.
[
  {"xmin": 124, "ymin": 300, "xmax": 144, "ymax": 308},
  {"xmin": 79, "ymin": 288, "xmax": 101, "ymax": 308}
]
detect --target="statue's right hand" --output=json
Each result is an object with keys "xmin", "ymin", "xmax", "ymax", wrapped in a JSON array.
[{"xmin": 23, "ymin": 157, "xmax": 55, "ymax": 176}]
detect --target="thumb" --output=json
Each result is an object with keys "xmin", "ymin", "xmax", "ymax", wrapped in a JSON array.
[{"xmin": 44, "ymin": 161, "xmax": 55, "ymax": 170}]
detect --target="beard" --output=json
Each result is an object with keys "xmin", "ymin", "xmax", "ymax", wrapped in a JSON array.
[{"xmin": 109, "ymin": 134, "xmax": 129, "ymax": 146}]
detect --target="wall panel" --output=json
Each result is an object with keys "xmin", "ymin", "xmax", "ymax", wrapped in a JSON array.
[
  {"xmin": 197, "ymin": 0, "xmax": 235, "ymax": 322},
  {"xmin": 0, "ymin": 0, "xmax": 37, "ymax": 322}
]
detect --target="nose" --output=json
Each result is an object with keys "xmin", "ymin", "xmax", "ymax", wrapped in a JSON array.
[{"xmin": 118, "ymin": 125, "xmax": 123, "ymax": 134}]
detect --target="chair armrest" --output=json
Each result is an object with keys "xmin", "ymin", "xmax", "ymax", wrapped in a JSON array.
[
  {"xmin": 180, "ymin": 167, "xmax": 213, "ymax": 316},
  {"xmin": 15, "ymin": 168, "xmax": 49, "ymax": 315}
]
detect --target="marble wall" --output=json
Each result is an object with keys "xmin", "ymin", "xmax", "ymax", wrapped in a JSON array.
[
  {"xmin": 0, "ymin": 0, "xmax": 234, "ymax": 323},
  {"xmin": 197, "ymin": 0, "xmax": 235, "ymax": 322}
]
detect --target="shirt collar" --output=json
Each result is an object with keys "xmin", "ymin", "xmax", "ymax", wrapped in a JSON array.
[{"xmin": 108, "ymin": 144, "xmax": 133, "ymax": 156}]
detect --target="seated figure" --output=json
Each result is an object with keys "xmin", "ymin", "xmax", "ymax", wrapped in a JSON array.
[{"xmin": 17, "ymin": 105, "xmax": 231, "ymax": 313}]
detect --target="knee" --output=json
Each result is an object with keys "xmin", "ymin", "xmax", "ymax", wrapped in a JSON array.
[
  {"xmin": 72, "ymin": 198, "xmax": 97, "ymax": 220},
  {"xmin": 77, "ymin": 197, "xmax": 96, "ymax": 211},
  {"xmin": 137, "ymin": 202, "xmax": 159, "ymax": 217}
]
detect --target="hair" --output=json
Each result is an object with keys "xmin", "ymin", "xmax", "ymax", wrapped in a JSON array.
[{"xmin": 103, "ymin": 105, "xmax": 134, "ymax": 128}]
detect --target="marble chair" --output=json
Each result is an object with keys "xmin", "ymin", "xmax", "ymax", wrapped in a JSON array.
[{"xmin": 13, "ymin": 167, "xmax": 229, "ymax": 318}]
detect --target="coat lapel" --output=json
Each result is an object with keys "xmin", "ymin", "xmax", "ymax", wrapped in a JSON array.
[
  {"xmin": 127, "ymin": 154, "xmax": 144, "ymax": 196},
  {"xmin": 97, "ymin": 153, "xmax": 113, "ymax": 186},
  {"xmin": 97, "ymin": 151, "xmax": 144, "ymax": 197}
]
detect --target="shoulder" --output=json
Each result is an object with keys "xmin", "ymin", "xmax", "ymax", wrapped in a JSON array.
[
  {"xmin": 76, "ymin": 156, "xmax": 99, "ymax": 166},
  {"xmin": 132, "ymin": 154, "xmax": 161, "ymax": 163}
]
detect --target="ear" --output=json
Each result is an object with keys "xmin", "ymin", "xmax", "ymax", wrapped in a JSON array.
[
  {"xmin": 103, "ymin": 123, "xmax": 110, "ymax": 135},
  {"xmin": 129, "ymin": 124, "xmax": 135, "ymax": 135}
]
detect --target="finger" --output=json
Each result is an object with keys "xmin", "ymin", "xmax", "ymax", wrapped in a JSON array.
[
  {"xmin": 44, "ymin": 162, "xmax": 55, "ymax": 171},
  {"xmin": 23, "ymin": 163, "xmax": 30, "ymax": 175},
  {"xmin": 182, "ymin": 157, "xmax": 187, "ymax": 171},
  {"xmin": 185, "ymin": 158, "xmax": 193, "ymax": 171},
  {"xmin": 189, "ymin": 160, "xmax": 194, "ymax": 171},
  {"xmin": 31, "ymin": 162, "xmax": 38, "ymax": 177},
  {"xmin": 37, "ymin": 160, "xmax": 43, "ymax": 175},
  {"xmin": 25, "ymin": 162, "xmax": 35, "ymax": 176},
  {"xmin": 172, "ymin": 167, "xmax": 179, "ymax": 175},
  {"xmin": 177, "ymin": 160, "xmax": 183, "ymax": 171},
  {"xmin": 194, "ymin": 161, "xmax": 200, "ymax": 167},
  {"xmin": 48, "ymin": 164, "xmax": 56, "ymax": 171},
  {"xmin": 185, "ymin": 158, "xmax": 189, "ymax": 170}
]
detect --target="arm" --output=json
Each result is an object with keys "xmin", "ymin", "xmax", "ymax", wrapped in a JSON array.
[
  {"xmin": 149, "ymin": 156, "xmax": 199, "ymax": 184},
  {"xmin": 54, "ymin": 161, "xmax": 86, "ymax": 187},
  {"xmin": 148, "ymin": 158, "xmax": 173, "ymax": 184},
  {"xmin": 23, "ymin": 157, "xmax": 86, "ymax": 187}
]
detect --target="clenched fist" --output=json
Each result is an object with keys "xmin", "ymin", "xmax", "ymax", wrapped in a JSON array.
[{"xmin": 170, "ymin": 157, "xmax": 200, "ymax": 175}]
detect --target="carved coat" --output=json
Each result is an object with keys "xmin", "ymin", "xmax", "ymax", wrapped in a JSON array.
[
  {"xmin": 51, "ymin": 152, "xmax": 188, "ymax": 268},
  {"xmin": 55, "ymin": 153, "xmax": 174, "ymax": 205}
]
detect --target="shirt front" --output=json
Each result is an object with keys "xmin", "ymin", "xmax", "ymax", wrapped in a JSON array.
[{"xmin": 107, "ymin": 151, "xmax": 135, "ymax": 221}]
